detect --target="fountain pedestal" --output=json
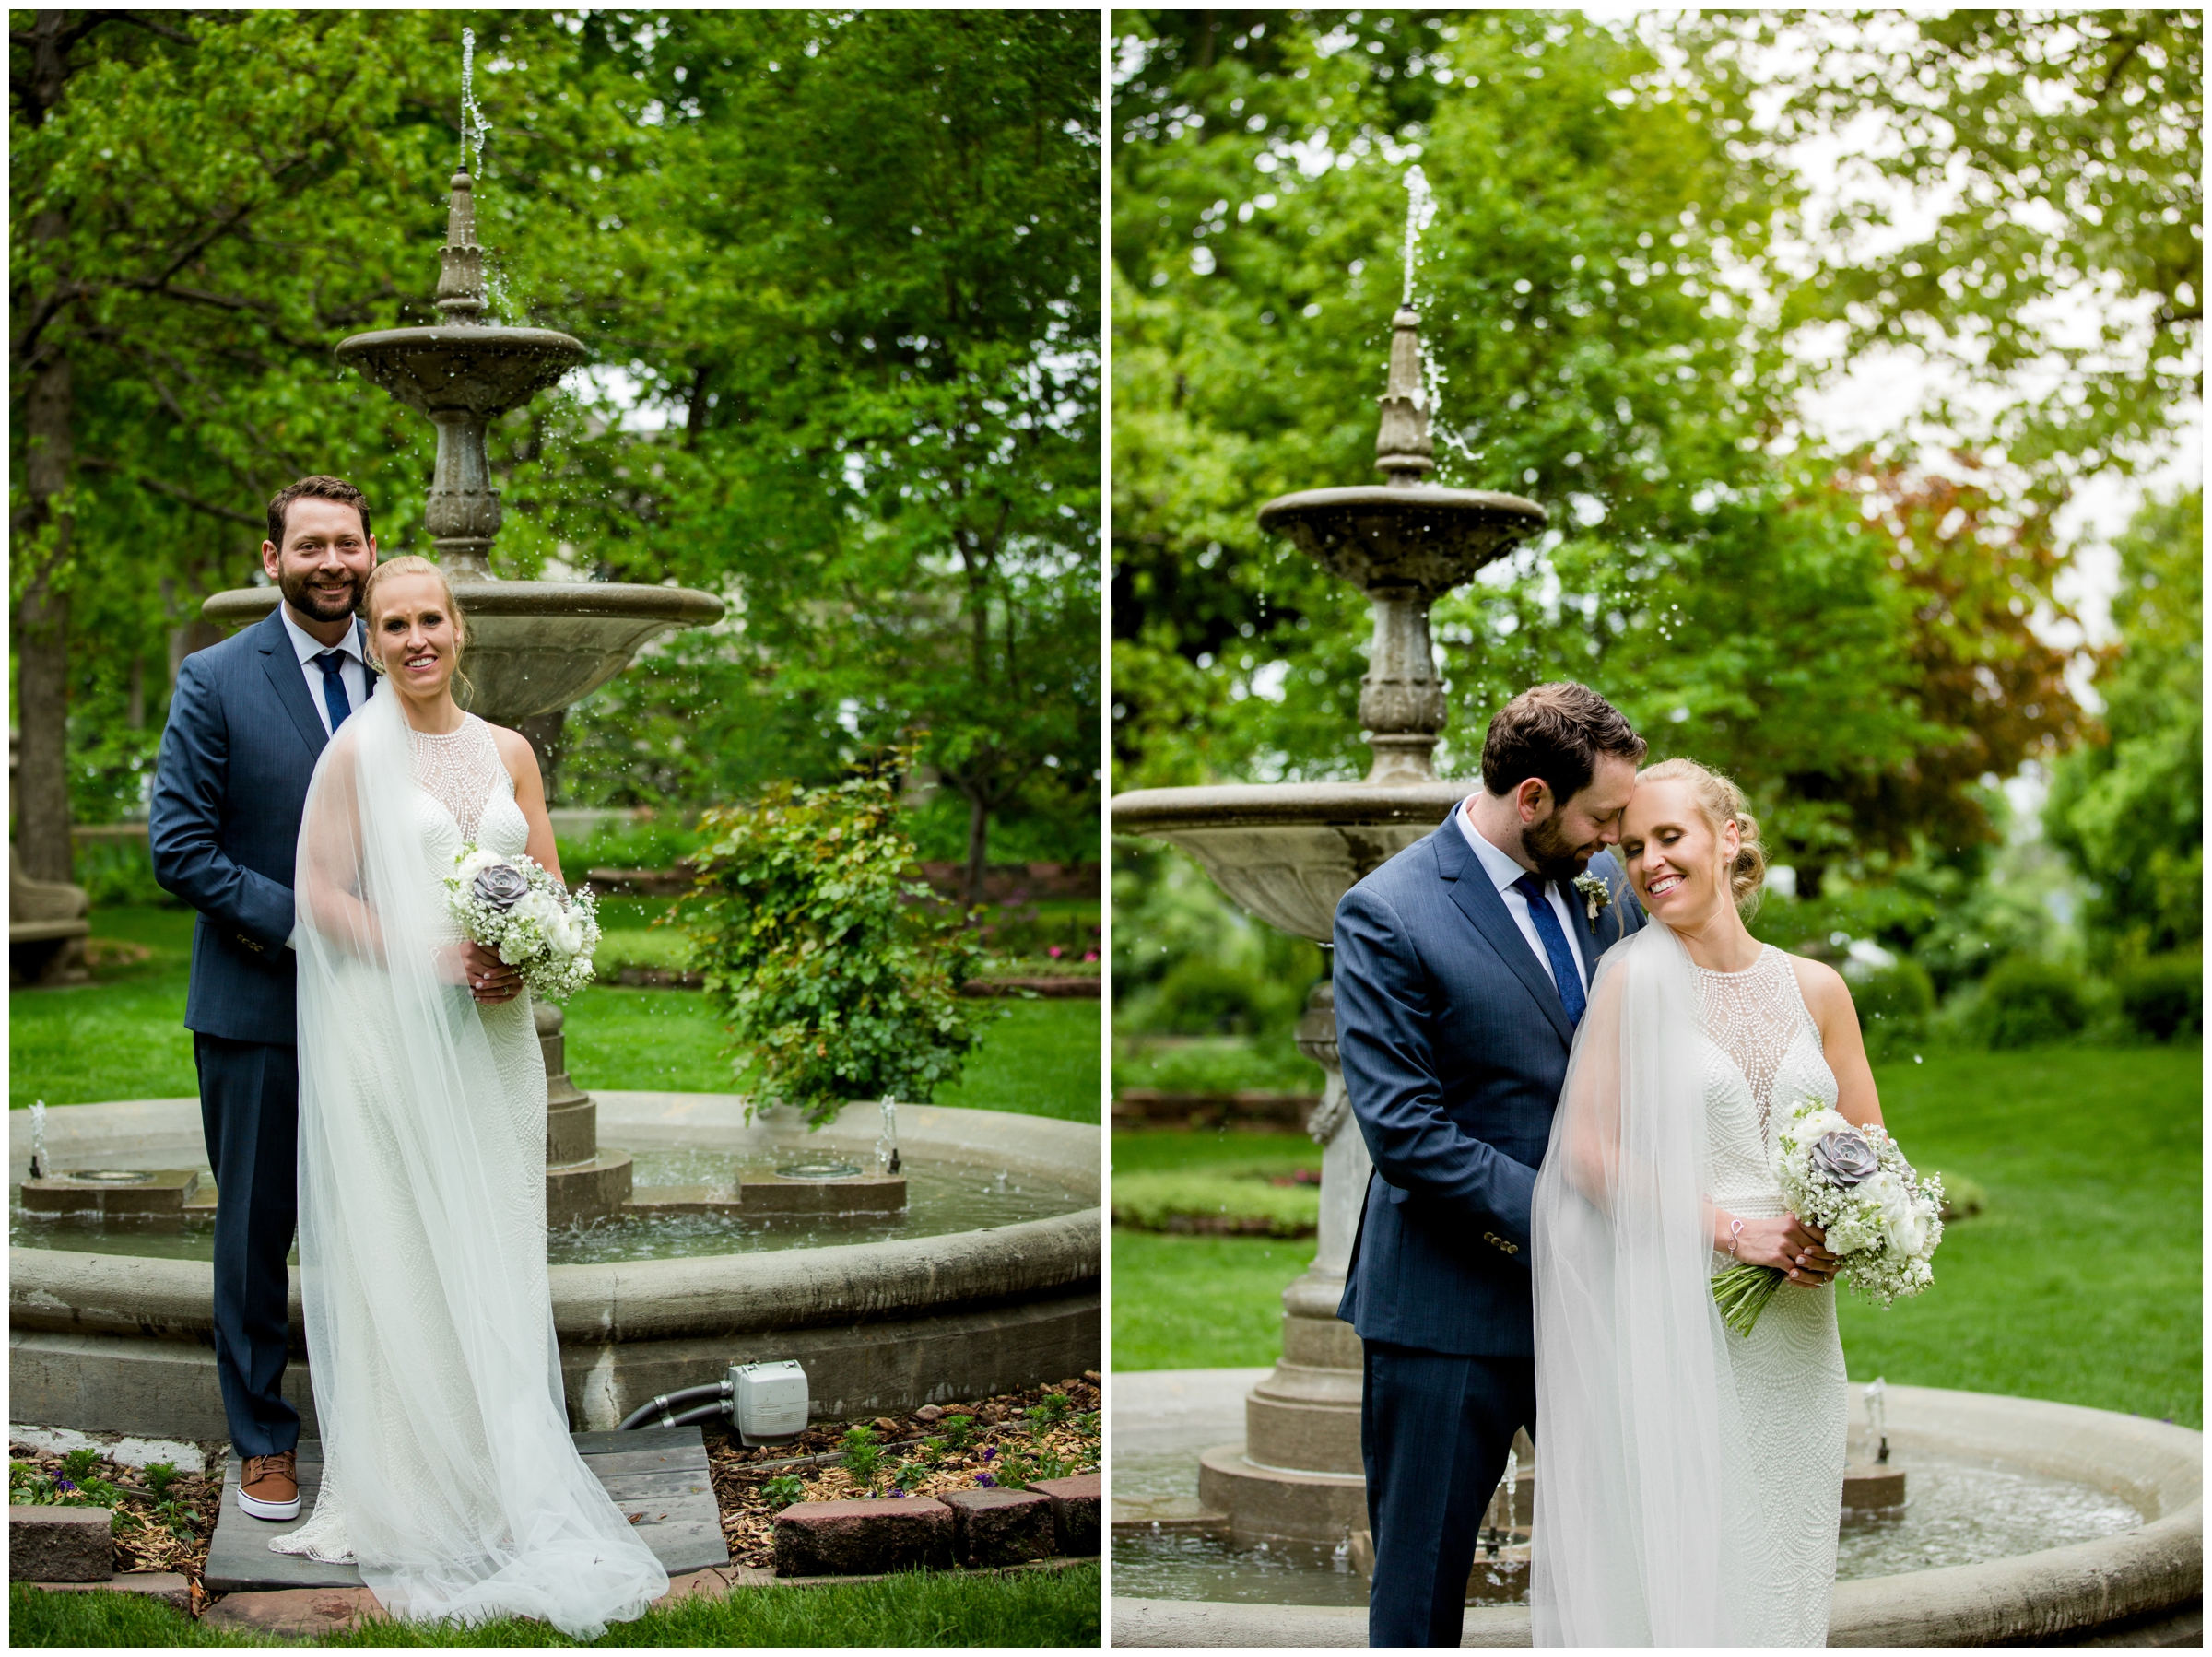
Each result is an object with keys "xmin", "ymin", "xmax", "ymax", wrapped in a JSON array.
[{"xmin": 1112, "ymin": 308, "xmax": 1547, "ymax": 1548}]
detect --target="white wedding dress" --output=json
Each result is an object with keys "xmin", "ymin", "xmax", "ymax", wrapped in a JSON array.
[
  {"xmin": 1529, "ymin": 923, "xmax": 1846, "ymax": 1647},
  {"xmin": 278, "ymin": 693, "xmax": 666, "ymax": 1637}
]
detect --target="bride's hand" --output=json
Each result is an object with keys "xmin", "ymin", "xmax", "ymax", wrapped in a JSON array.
[{"xmin": 1726, "ymin": 1214, "xmax": 1838, "ymax": 1285}]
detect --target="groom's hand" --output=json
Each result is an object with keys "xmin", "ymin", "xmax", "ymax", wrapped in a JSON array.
[{"xmin": 461, "ymin": 939, "xmax": 524, "ymax": 1005}]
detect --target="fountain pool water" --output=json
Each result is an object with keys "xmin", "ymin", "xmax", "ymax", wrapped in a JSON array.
[
  {"xmin": 14, "ymin": 1141, "xmax": 1088, "ymax": 1266},
  {"xmin": 1109, "ymin": 1369, "xmax": 2201, "ymax": 1644}
]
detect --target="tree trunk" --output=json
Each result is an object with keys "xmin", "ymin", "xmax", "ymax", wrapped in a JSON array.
[
  {"xmin": 16, "ymin": 347, "xmax": 76, "ymax": 883},
  {"xmin": 963, "ymin": 789, "xmax": 991, "ymax": 906}
]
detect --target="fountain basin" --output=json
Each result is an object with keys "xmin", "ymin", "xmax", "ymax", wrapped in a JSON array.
[
  {"xmin": 1111, "ymin": 781, "xmax": 1469, "ymax": 941},
  {"xmin": 203, "ymin": 582, "xmax": 726, "ymax": 725},
  {"xmin": 1256, "ymin": 485, "xmax": 1544, "ymax": 598},
  {"xmin": 10, "ymin": 1096, "xmax": 1100, "ymax": 1442},
  {"xmin": 335, "ymin": 324, "xmax": 588, "ymax": 417},
  {"xmin": 1108, "ymin": 1368, "xmax": 2203, "ymax": 1646}
]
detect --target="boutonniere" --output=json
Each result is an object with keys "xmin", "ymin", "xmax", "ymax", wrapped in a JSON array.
[{"xmin": 1572, "ymin": 872, "xmax": 1614, "ymax": 925}]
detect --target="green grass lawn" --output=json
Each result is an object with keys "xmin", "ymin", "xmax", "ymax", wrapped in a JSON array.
[
  {"xmin": 12, "ymin": 907, "xmax": 1100, "ymax": 1125},
  {"xmin": 1112, "ymin": 1047, "xmax": 2201, "ymax": 1426},
  {"xmin": 9, "ymin": 1564, "xmax": 1101, "ymax": 1647}
]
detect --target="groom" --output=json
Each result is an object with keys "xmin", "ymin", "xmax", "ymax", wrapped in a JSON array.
[
  {"xmin": 1333, "ymin": 681, "xmax": 1648, "ymax": 1647},
  {"xmin": 149, "ymin": 476, "xmax": 517, "ymax": 1522}
]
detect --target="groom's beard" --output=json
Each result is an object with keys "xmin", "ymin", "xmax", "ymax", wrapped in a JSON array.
[
  {"xmin": 1524, "ymin": 813, "xmax": 1595, "ymax": 884},
  {"xmin": 280, "ymin": 566, "xmax": 364, "ymax": 625}
]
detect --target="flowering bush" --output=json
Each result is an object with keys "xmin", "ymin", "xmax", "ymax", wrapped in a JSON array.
[{"xmin": 674, "ymin": 763, "xmax": 980, "ymax": 1127}]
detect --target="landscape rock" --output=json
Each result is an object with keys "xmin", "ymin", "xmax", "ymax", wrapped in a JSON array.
[
  {"xmin": 914, "ymin": 1405, "xmax": 945, "ymax": 1424},
  {"xmin": 10, "ymin": 1504, "xmax": 112, "ymax": 1582},
  {"xmin": 773, "ymin": 1497, "xmax": 954, "ymax": 1577},
  {"xmin": 200, "ymin": 1586, "xmax": 384, "ymax": 1637},
  {"xmin": 942, "ymin": 1487, "xmax": 1056, "ymax": 1567},
  {"xmin": 1027, "ymin": 1473, "xmax": 1101, "ymax": 1556}
]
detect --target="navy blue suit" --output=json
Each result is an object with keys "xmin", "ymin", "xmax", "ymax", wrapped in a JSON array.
[
  {"xmin": 1332, "ymin": 808, "xmax": 1642, "ymax": 1645},
  {"xmin": 149, "ymin": 605, "xmax": 364, "ymax": 1456}
]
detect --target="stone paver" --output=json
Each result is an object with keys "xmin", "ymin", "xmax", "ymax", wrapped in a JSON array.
[
  {"xmin": 9, "ymin": 1504, "xmax": 112, "ymax": 1581},
  {"xmin": 199, "ymin": 1585, "xmax": 385, "ymax": 1637},
  {"xmin": 1027, "ymin": 1472, "xmax": 1101, "ymax": 1556},
  {"xmin": 773, "ymin": 1496, "xmax": 955, "ymax": 1577},
  {"xmin": 22, "ymin": 1571, "xmax": 192, "ymax": 1610},
  {"xmin": 942, "ymin": 1487, "xmax": 1056, "ymax": 1567}
]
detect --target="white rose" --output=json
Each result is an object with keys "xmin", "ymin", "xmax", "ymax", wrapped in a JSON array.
[
  {"xmin": 546, "ymin": 911, "xmax": 585, "ymax": 957},
  {"xmin": 512, "ymin": 889, "xmax": 559, "ymax": 928},
  {"xmin": 454, "ymin": 847, "xmax": 500, "ymax": 881},
  {"xmin": 1883, "ymin": 1203, "xmax": 1930, "ymax": 1259}
]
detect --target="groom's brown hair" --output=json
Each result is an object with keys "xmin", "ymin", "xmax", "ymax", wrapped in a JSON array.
[{"xmin": 1480, "ymin": 682, "xmax": 1645, "ymax": 805}]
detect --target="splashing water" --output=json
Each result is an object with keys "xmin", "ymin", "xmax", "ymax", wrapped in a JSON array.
[
  {"xmin": 875, "ymin": 1097, "xmax": 901, "ymax": 1175},
  {"xmin": 29, "ymin": 1099, "xmax": 48, "ymax": 1181},
  {"xmin": 1865, "ymin": 1376, "xmax": 1889, "ymax": 1464},
  {"xmin": 1400, "ymin": 164, "xmax": 1436, "ymax": 309},
  {"xmin": 460, "ymin": 28, "xmax": 487, "ymax": 172},
  {"xmin": 1503, "ymin": 1444, "xmax": 1519, "ymax": 1535}
]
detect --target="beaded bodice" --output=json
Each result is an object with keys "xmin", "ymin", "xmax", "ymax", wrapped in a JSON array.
[
  {"xmin": 1693, "ymin": 946, "xmax": 1817, "ymax": 1142},
  {"xmin": 406, "ymin": 714, "xmax": 522, "ymax": 850}
]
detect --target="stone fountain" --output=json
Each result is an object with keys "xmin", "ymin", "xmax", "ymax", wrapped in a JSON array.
[
  {"xmin": 199, "ymin": 159, "xmax": 724, "ymax": 1226},
  {"xmin": 13, "ymin": 134, "xmax": 1099, "ymax": 1450},
  {"xmin": 1111, "ymin": 307, "xmax": 1544, "ymax": 1543}
]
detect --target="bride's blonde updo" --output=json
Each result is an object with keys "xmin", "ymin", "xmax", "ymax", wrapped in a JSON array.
[
  {"xmin": 1637, "ymin": 756, "xmax": 1766, "ymax": 920},
  {"xmin": 360, "ymin": 555, "xmax": 471, "ymax": 699}
]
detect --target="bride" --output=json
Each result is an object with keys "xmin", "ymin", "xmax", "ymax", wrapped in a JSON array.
[
  {"xmin": 1529, "ymin": 758, "xmax": 1886, "ymax": 1646},
  {"xmin": 276, "ymin": 555, "xmax": 667, "ymax": 1636}
]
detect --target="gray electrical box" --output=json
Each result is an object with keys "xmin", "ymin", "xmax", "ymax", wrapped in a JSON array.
[{"xmin": 730, "ymin": 1359, "xmax": 809, "ymax": 1446}]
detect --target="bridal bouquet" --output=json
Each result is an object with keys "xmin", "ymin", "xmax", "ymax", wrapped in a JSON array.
[
  {"xmin": 443, "ymin": 847, "xmax": 600, "ymax": 1001},
  {"xmin": 1711, "ymin": 1098, "xmax": 1944, "ymax": 1337}
]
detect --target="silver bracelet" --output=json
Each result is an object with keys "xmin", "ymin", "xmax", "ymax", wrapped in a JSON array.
[{"xmin": 1727, "ymin": 1217, "xmax": 1745, "ymax": 1258}]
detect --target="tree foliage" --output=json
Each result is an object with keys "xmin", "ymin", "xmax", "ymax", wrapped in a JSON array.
[
  {"xmin": 1109, "ymin": 10, "xmax": 2093, "ymax": 881},
  {"xmin": 2044, "ymin": 488, "xmax": 2202, "ymax": 961},
  {"xmin": 9, "ymin": 9, "xmax": 1100, "ymax": 896}
]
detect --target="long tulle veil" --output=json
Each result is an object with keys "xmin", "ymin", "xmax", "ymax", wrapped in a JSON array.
[
  {"xmin": 1529, "ymin": 921, "xmax": 1765, "ymax": 1645},
  {"xmin": 282, "ymin": 686, "xmax": 665, "ymax": 1636}
]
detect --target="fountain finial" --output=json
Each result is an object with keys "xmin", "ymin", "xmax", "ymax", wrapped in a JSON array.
[
  {"xmin": 1374, "ymin": 308, "xmax": 1434, "ymax": 483},
  {"xmin": 435, "ymin": 169, "xmax": 488, "ymax": 323}
]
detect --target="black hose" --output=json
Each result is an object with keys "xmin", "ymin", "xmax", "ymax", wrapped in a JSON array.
[
  {"xmin": 652, "ymin": 1400, "xmax": 730, "ymax": 1430},
  {"xmin": 617, "ymin": 1381, "xmax": 729, "ymax": 1431}
]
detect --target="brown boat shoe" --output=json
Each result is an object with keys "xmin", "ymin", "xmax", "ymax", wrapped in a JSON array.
[{"xmin": 240, "ymin": 1450, "xmax": 301, "ymax": 1521}]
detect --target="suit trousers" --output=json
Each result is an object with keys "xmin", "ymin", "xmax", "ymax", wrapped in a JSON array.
[
  {"xmin": 1362, "ymin": 1340, "xmax": 1537, "ymax": 1649},
  {"xmin": 194, "ymin": 1033, "xmax": 302, "ymax": 1458}
]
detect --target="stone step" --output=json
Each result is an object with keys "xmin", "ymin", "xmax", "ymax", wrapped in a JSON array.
[
  {"xmin": 1028, "ymin": 1472, "xmax": 1101, "ymax": 1557},
  {"xmin": 203, "ymin": 1426, "xmax": 726, "ymax": 1593},
  {"xmin": 18, "ymin": 1569, "xmax": 191, "ymax": 1610}
]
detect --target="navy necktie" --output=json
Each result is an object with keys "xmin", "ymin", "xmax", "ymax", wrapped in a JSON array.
[
  {"xmin": 1512, "ymin": 874, "xmax": 1587, "ymax": 1027},
  {"xmin": 312, "ymin": 650, "xmax": 352, "ymax": 734}
]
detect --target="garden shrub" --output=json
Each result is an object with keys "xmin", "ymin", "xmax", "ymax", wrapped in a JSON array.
[
  {"xmin": 1112, "ymin": 1169, "xmax": 1322, "ymax": 1237},
  {"xmin": 1848, "ymin": 958, "xmax": 1936, "ymax": 1058},
  {"xmin": 1130, "ymin": 958, "xmax": 1273, "ymax": 1035},
  {"xmin": 1968, "ymin": 956, "xmax": 2088, "ymax": 1050},
  {"xmin": 2114, "ymin": 952, "xmax": 2203, "ymax": 1041},
  {"xmin": 676, "ymin": 764, "xmax": 980, "ymax": 1126}
]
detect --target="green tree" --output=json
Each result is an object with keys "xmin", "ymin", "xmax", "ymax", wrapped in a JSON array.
[
  {"xmin": 1744, "ymin": 9, "xmax": 2202, "ymax": 491},
  {"xmin": 1109, "ymin": 11, "xmax": 2085, "ymax": 881},
  {"xmin": 2045, "ymin": 488, "xmax": 2202, "ymax": 961}
]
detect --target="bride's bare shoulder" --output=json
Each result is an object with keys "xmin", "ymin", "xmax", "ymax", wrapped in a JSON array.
[
  {"xmin": 1783, "ymin": 951, "xmax": 1853, "ymax": 1017},
  {"xmin": 484, "ymin": 721, "xmax": 543, "ymax": 786}
]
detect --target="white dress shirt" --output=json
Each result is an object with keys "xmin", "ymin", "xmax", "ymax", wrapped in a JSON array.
[
  {"xmin": 1456, "ymin": 798, "xmax": 1590, "ymax": 994},
  {"xmin": 280, "ymin": 605, "xmax": 370, "ymax": 737}
]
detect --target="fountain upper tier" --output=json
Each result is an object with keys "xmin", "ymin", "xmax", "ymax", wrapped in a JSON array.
[{"xmin": 202, "ymin": 164, "xmax": 723, "ymax": 727}]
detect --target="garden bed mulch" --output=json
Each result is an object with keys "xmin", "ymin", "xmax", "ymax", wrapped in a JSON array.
[
  {"xmin": 700, "ymin": 1373, "xmax": 1102, "ymax": 1569},
  {"xmin": 8, "ymin": 1440, "xmax": 225, "ymax": 1611}
]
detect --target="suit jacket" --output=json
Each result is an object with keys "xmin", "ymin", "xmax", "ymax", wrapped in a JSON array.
[
  {"xmin": 149, "ymin": 606, "xmax": 367, "ymax": 1046},
  {"xmin": 1334, "ymin": 809, "xmax": 1644, "ymax": 1357}
]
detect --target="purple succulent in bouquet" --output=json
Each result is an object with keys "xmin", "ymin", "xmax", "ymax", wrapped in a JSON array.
[{"xmin": 471, "ymin": 862, "xmax": 530, "ymax": 911}]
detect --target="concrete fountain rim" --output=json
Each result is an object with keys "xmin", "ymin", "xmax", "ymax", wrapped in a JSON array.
[
  {"xmin": 1108, "ymin": 1375, "xmax": 2203, "ymax": 1648},
  {"xmin": 11, "ymin": 1096, "xmax": 1101, "ymax": 1342}
]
